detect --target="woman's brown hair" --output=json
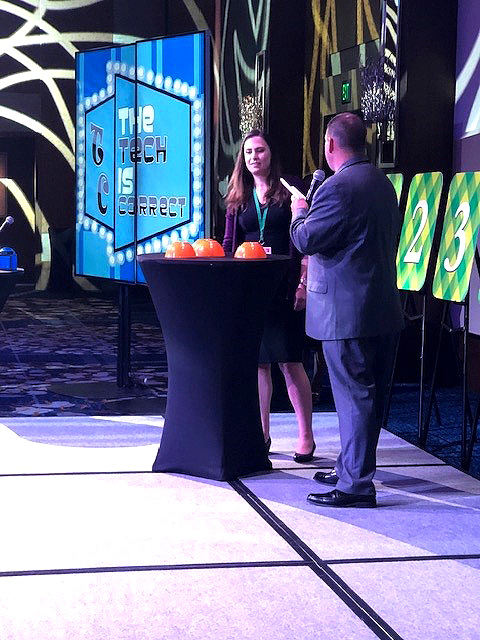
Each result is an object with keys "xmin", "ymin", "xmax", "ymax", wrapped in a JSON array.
[{"xmin": 225, "ymin": 130, "xmax": 289, "ymax": 213}]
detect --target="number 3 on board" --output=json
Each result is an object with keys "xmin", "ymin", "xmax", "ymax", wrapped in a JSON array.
[{"xmin": 443, "ymin": 202, "xmax": 470, "ymax": 273}]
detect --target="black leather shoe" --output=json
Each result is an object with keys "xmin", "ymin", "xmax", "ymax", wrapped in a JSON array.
[
  {"xmin": 313, "ymin": 470, "xmax": 339, "ymax": 485},
  {"xmin": 293, "ymin": 443, "xmax": 316, "ymax": 463},
  {"xmin": 307, "ymin": 489, "xmax": 376, "ymax": 508}
]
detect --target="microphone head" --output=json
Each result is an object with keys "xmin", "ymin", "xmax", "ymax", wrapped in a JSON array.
[
  {"xmin": 313, "ymin": 169, "xmax": 325, "ymax": 182},
  {"xmin": 5, "ymin": 216, "xmax": 13, "ymax": 225}
]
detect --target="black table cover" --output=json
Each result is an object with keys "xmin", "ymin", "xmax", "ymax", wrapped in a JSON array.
[
  {"xmin": 138, "ymin": 254, "xmax": 290, "ymax": 480},
  {"xmin": 0, "ymin": 269, "xmax": 23, "ymax": 313}
]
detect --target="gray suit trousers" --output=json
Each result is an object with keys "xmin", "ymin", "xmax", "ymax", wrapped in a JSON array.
[{"xmin": 322, "ymin": 333, "xmax": 397, "ymax": 496}]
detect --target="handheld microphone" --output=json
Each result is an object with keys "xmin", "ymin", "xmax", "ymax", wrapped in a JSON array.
[
  {"xmin": 306, "ymin": 170, "xmax": 325, "ymax": 205},
  {"xmin": 0, "ymin": 216, "xmax": 13, "ymax": 234}
]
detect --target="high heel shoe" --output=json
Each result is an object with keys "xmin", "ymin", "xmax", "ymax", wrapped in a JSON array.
[
  {"xmin": 293, "ymin": 442, "xmax": 316, "ymax": 463},
  {"xmin": 265, "ymin": 436, "xmax": 271, "ymax": 453}
]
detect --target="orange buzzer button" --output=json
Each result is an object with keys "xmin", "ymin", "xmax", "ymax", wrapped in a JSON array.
[
  {"xmin": 192, "ymin": 238, "xmax": 225, "ymax": 257},
  {"xmin": 234, "ymin": 241, "xmax": 267, "ymax": 259},
  {"xmin": 164, "ymin": 241, "xmax": 196, "ymax": 258}
]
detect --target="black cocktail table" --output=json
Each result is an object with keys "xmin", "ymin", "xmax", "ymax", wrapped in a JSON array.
[{"xmin": 138, "ymin": 254, "xmax": 289, "ymax": 480}]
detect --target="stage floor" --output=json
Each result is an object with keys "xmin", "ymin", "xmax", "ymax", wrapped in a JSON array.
[{"xmin": 1, "ymin": 412, "xmax": 479, "ymax": 640}]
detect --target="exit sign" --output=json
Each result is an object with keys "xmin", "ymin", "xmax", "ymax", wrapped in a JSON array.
[{"xmin": 341, "ymin": 81, "xmax": 351, "ymax": 104}]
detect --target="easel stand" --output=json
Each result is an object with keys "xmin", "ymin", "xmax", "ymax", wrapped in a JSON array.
[
  {"xmin": 469, "ymin": 250, "xmax": 480, "ymax": 464},
  {"xmin": 383, "ymin": 290, "xmax": 441, "ymax": 440},
  {"xmin": 422, "ymin": 298, "xmax": 476, "ymax": 469}
]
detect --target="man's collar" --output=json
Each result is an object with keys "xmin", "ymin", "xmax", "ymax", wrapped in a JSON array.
[{"xmin": 335, "ymin": 154, "xmax": 369, "ymax": 173}]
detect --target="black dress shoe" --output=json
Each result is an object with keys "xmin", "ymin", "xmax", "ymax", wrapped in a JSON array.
[
  {"xmin": 293, "ymin": 443, "xmax": 316, "ymax": 463},
  {"xmin": 313, "ymin": 470, "xmax": 339, "ymax": 485},
  {"xmin": 307, "ymin": 489, "xmax": 376, "ymax": 508}
]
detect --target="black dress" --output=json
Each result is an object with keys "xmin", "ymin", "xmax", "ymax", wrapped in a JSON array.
[{"xmin": 223, "ymin": 195, "xmax": 305, "ymax": 364}]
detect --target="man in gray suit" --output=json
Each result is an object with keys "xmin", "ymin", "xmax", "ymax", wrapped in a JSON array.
[{"xmin": 290, "ymin": 112, "xmax": 403, "ymax": 507}]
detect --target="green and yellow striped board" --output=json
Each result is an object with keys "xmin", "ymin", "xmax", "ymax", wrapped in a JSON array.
[
  {"xmin": 432, "ymin": 172, "xmax": 480, "ymax": 302},
  {"xmin": 387, "ymin": 173, "xmax": 404, "ymax": 205},
  {"xmin": 396, "ymin": 172, "xmax": 444, "ymax": 291}
]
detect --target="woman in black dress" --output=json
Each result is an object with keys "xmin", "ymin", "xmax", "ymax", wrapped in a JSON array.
[{"xmin": 223, "ymin": 130, "xmax": 314, "ymax": 461}]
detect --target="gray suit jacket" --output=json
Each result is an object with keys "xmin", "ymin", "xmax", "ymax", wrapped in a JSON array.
[{"xmin": 290, "ymin": 157, "xmax": 404, "ymax": 340}]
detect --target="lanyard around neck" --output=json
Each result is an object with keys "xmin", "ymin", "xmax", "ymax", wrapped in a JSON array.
[{"xmin": 253, "ymin": 188, "xmax": 269, "ymax": 245}]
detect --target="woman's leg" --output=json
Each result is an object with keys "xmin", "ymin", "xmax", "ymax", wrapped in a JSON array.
[
  {"xmin": 278, "ymin": 362, "xmax": 314, "ymax": 454},
  {"xmin": 258, "ymin": 363, "xmax": 273, "ymax": 441}
]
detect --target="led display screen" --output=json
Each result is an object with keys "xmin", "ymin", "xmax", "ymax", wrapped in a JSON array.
[{"xmin": 75, "ymin": 32, "xmax": 210, "ymax": 283}]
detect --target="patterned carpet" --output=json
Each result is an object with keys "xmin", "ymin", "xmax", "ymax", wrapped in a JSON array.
[
  {"xmin": 0, "ymin": 288, "xmax": 168, "ymax": 418},
  {"xmin": 0, "ymin": 287, "xmax": 478, "ymax": 479}
]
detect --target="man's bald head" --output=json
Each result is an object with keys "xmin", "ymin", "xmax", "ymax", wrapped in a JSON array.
[{"xmin": 326, "ymin": 113, "xmax": 366, "ymax": 153}]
